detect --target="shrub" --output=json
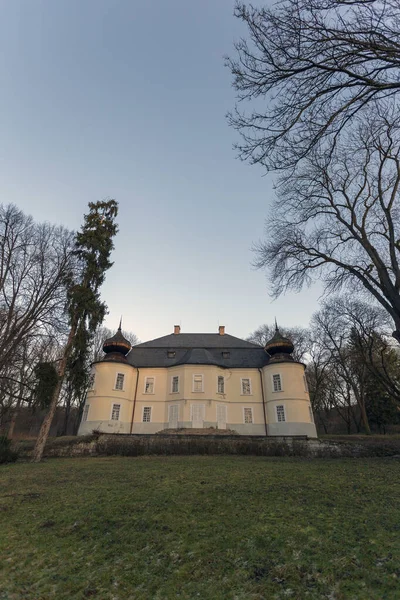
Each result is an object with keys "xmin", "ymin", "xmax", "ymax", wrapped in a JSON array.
[{"xmin": 0, "ymin": 435, "xmax": 19, "ymax": 464}]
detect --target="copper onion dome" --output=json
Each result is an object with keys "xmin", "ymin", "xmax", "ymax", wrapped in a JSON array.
[
  {"xmin": 264, "ymin": 320, "xmax": 294, "ymax": 357},
  {"xmin": 103, "ymin": 320, "xmax": 132, "ymax": 357}
]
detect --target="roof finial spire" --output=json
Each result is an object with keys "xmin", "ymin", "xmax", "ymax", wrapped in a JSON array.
[
  {"xmin": 118, "ymin": 316, "xmax": 122, "ymax": 331},
  {"xmin": 274, "ymin": 317, "xmax": 279, "ymax": 332}
]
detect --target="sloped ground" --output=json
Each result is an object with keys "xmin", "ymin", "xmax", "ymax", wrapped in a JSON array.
[{"xmin": 1, "ymin": 456, "xmax": 400, "ymax": 599}]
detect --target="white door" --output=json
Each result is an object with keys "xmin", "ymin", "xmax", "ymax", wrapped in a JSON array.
[
  {"xmin": 216, "ymin": 404, "xmax": 227, "ymax": 430},
  {"xmin": 191, "ymin": 404, "xmax": 205, "ymax": 428},
  {"xmin": 168, "ymin": 405, "xmax": 179, "ymax": 429}
]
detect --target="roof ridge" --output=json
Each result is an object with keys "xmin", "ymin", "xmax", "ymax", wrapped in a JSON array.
[{"xmin": 136, "ymin": 332, "xmax": 262, "ymax": 348}]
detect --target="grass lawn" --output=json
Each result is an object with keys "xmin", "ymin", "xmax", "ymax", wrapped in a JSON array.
[{"xmin": 1, "ymin": 457, "xmax": 400, "ymax": 600}]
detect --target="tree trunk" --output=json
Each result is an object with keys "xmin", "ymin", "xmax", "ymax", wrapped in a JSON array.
[
  {"xmin": 7, "ymin": 399, "xmax": 20, "ymax": 439},
  {"xmin": 61, "ymin": 388, "xmax": 72, "ymax": 437},
  {"xmin": 8, "ymin": 373, "xmax": 26, "ymax": 439},
  {"xmin": 358, "ymin": 399, "xmax": 371, "ymax": 435},
  {"xmin": 32, "ymin": 325, "xmax": 76, "ymax": 462}
]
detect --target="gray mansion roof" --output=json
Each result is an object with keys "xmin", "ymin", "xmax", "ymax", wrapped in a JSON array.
[{"xmin": 125, "ymin": 333, "xmax": 270, "ymax": 369}]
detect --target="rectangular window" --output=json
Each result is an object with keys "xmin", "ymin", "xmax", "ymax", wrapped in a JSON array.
[
  {"xmin": 171, "ymin": 375, "xmax": 179, "ymax": 393},
  {"xmin": 276, "ymin": 405, "xmax": 286, "ymax": 422},
  {"xmin": 222, "ymin": 351, "xmax": 230, "ymax": 359},
  {"xmin": 304, "ymin": 374, "xmax": 309, "ymax": 393},
  {"xmin": 273, "ymin": 374, "xmax": 282, "ymax": 392},
  {"xmin": 143, "ymin": 407, "xmax": 152, "ymax": 422},
  {"xmin": 167, "ymin": 351, "xmax": 176, "ymax": 358},
  {"xmin": 82, "ymin": 404, "xmax": 90, "ymax": 422},
  {"xmin": 111, "ymin": 403, "xmax": 121, "ymax": 421},
  {"xmin": 241, "ymin": 378, "xmax": 251, "ymax": 395},
  {"xmin": 115, "ymin": 373, "xmax": 125, "ymax": 391},
  {"xmin": 88, "ymin": 374, "xmax": 95, "ymax": 390},
  {"xmin": 193, "ymin": 374, "xmax": 203, "ymax": 393},
  {"xmin": 244, "ymin": 407, "xmax": 253, "ymax": 424},
  {"xmin": 144, "ymin": 377, "xmax": 155, "ymax": 394},
  {"xmin": 309, "ymin": 405, "xmax": 314, "ymax": 423},
  {"xmin": 217, "ymin": 376, "xmax": 225, "ymax": 394}
]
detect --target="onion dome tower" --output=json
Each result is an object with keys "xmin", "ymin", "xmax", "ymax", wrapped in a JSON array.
[
  {"xmin": 102, "ymin": 319, "xmax": 132, "ymax": 363},
  {"xmin": 264, "ymin": 320, "xmax": 294, "ymax": 362}
]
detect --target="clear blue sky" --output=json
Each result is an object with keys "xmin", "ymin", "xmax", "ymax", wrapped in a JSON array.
[{"xmin": 0, "ymin": 0, "xmax": 322, "ymax": 342}]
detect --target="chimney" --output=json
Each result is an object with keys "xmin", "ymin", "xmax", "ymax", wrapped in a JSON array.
[
  {"xmin": 174, "ymin": 325, "xmax": 181, "ymax": 335},
  {"xmin": 219, "ymin": 325, "xmax": 225, "ymax": 336}
]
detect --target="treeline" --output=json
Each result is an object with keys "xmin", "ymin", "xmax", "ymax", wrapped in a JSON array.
[
  {"xmin": 0, "ymin": 203, "xmax": 137, "ymax": 444},
  {"xmin": 249, "ymin": 297, "xmax": 400, "ymax": 435}
]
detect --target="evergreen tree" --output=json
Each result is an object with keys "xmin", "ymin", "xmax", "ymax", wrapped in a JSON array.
[{"xmin": 32, "ymin": 200, "xmax": 118, "ymax": 462}]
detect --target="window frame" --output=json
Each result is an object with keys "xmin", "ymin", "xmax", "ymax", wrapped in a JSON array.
[
  {"xmin": 144, "ymin": 376, "xmax": 155, "ymax": 395},
  {"xmin": 142, "ymin": 406, "xmax": 152, "ymax": 423},
  {"xmin": 171, "ymin": 375, "xmax": 180, "ymax": 394},
  {"xmin": 303, "ymin": 374, "xmax": 309, "ymax": 393},
  {"xmin": 217, "ymin": 375, "xmax": 225, "ymax": 394},
  {"xmin": 114, "ymin": 372, "xmax": 125, "ymax": 391},
  {"xmin": 276, "ymin": 404, "xmax": 286, "ymax": 423},
  {"xmin": 192, "ymin": 374, "xmax": 204, "ymax": 393},
  {"xmin": 240, "ymin": 377, "xmax": 252, "ymax": 396},
  {"xmin": 111, "ymin": 403, "xmax": 121, "ymax": 421},
  {"xmin": 309, "ymin": 405, "xmax": 314, "ymax": 423},
  {"xmin": 243, "ymin": 407, "xmax": 253, "ymax": 424},
  {"xmin": 272, "ymin": 373, "xmax": 283, "ymax": 393}
]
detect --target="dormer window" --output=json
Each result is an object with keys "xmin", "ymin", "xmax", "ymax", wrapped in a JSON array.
[
  {"xmin": 222, "ymin": 351, "xmax": 230, "ymax": 359},
  {"xmin": 167, "ymin": 351, "xmax": 176, "ymax": 358}
]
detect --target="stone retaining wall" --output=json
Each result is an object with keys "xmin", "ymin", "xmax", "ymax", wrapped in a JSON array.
[{"xmin": 17, "ymin": 433, "xmax": 352, "ymax": 459}]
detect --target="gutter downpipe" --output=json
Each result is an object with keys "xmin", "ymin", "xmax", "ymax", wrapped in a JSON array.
[
  {"xmin": 129, "ymin": 368, "xmax": 140, "ymax": 434},
  {"xmin": 259, "ymin": 368, "xmax": 268, "ymax": 436}
]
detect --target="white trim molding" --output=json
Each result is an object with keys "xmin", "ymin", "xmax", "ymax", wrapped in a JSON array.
[
  {"xmin": 192, "ymin": 374, "xmax": 204, "ymax": 393},
  {"xmin": 111, "ymin": 403, "xmax": 121, "ymax": 421},
  {"xmin": 144, "ymin": 376, "xmax": 155, "ymax": 394},
  {"xmin": 243, "ymin": 406, "xmax": 253, "ymax": 424},
  {"xmin": 142, "ymin": 406, "xmax": 152, "ymax": 422},
  {"xmin": 171, "ymin": 375, "xmax": 180, "ymax": 394},
  {"xmin": 114, "ymin": 372, "xmax": 125, "ymax": 391},
  {"xmin": 276, "ymin": 404, "xmax": 286, "ymax": 422},
  {"xmin": 240, "ymin": 377, "xmax": 252, "ymax": 396},
  {"xmin": 271, "ymin": 373, "xmax": 283, "ymax": 393},
  {"xmin": 217, "ymin": 375, "xmax": 225, "ymax": 394}
]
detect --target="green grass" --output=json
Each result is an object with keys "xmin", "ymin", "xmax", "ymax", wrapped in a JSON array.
[{"xmin": 1, "ymin": 457, "xmax": 400, "ymax": 600}]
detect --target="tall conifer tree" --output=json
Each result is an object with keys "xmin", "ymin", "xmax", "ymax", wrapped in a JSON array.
[{"xmin": 33, "ymin": 200, "xmax": 118, "ymax": 462}]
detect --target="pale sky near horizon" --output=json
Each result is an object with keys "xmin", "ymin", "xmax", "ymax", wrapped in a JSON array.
[{"xmin": 0, "ymin": 0, "xmax": 324, "ymax": 342}]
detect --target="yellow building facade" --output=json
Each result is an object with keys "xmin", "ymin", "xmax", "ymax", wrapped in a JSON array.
[{"xmin": 78, "ymin": 324, "xmax": 317, "ymax": 437}]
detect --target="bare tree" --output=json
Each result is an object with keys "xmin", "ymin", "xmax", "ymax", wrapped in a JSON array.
[
  {"xmin": 228, "ymin": 2, "xmax": 400, "ymax": 341},
  {"xmin": 0, "ymin": 204, "xmax": 74, "ymax": 374},
  {"xmin": 227, "ymin": 0, "xmax": 400, "ymax": 171},
  {"xmin": 0, "ymin": 333, "xmax": 64, "ymax": 437},
  {"xmin": 255, "ymin": 113, "xmax": 400, "ymax": 341},
  {"xmin": 311, "ymin": 300, "xmax": 372, "ymax": 433}
]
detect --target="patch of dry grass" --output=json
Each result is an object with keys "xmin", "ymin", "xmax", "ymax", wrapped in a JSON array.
[{"xmin": 1, "ymin": 456, "xmax": 400, "ymax": 599}]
